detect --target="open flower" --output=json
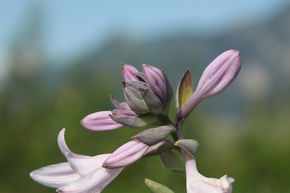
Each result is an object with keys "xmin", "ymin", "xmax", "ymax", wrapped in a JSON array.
[
  {"xmin": 184, "ymin": 152, "xmax": 234, "ymax": 193},
  {"xmin": 30, "ymin": 129, "xmax": 123, "ymax": 193}
]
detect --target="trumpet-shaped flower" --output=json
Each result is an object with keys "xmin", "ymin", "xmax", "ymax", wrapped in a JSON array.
[
  {"xmin": 30, "ymin": 129, "xmax": 123, "ymax": 193},
  {"xmin": 184, "ymin": 152, "xmax": 234, "ymax": 193}
]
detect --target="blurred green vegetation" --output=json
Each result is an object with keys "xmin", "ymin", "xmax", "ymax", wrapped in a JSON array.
[{"xmin": 1, "ymin": 7, "xmax": 290, "ymax": 193}]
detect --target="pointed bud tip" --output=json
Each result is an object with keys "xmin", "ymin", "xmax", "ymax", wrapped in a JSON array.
[{"xmin": 228, "ymin": 49, "xmax": 241, "ymax": 60}]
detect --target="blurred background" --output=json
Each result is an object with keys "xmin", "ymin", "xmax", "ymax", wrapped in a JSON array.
[{"xmin": 1, "ymin": 0, "xmax": 290, "ymax": 192}]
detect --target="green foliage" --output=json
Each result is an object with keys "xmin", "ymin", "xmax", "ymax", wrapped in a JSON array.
[
  {"xmin": 144, "ymin": 178, "xmax": 174, "ymax": 193},
  {"xmin": 176, "ymin": 70, "xmax": 193, "ymax": 110}
]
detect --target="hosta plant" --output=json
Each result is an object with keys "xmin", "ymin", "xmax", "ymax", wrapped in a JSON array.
[{"xmin": 30, "ymin": 50, "xmax": 241, "ymax": 193}]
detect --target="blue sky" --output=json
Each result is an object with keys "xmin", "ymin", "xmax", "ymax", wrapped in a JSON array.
[{"xmin": 0, "ymin": 0, "xmax": 289, "ymax": 65}]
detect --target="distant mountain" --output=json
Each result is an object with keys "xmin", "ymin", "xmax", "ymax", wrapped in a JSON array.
[{"xmin": 64, "ymin": 6, "xmax": 290, "ymax": 116}]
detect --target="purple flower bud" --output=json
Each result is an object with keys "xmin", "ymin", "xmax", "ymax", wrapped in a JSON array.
[
  {"xmin": 102, "ymin": 140, "xmax": 149, "ymax": 169},
  {"xmin": 179, "ymin": 50, "xmax": 241, "ymax": 120},
  {"xmin": 195, "ymin": 50, "xmax": 241, "ymax": 98},
  {"xmin": 81, "ymin": 111, "xmax": 122, "ymax": 131},
  {"xmin": 142, "ymin": 64, "xmax": 167, "ymax": 102},
  {"xmin": 112, "ymin": 108, "xmax": 136, "ymax": 117},
  {"xmin": 122, "ymin": 64, "xmax": 139, "ymax": 82}
]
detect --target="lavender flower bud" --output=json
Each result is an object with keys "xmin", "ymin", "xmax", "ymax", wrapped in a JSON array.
[
  {"xmin": 102, "ymin": 140, "xmax": 149, "ymax": 169},
  {"xmin": 122, "ymin": 64, "xmax": 139, "ymax": 82},
  {"xmin": 179, "ymin": 50, "xmax": 241, "ymax": 120},
  {"xmin": 142, "ymin": 64, "xmax": 167, "ymax": 102},
  {"xmin": 81, "ymin": 111, "xmax": 122, "ymax": 131}
]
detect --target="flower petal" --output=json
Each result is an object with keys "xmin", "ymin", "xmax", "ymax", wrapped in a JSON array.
[
  {"xmin": 81, "ymin": 111, "xmax": 122, "ymax": 131},
  {"xmin": 30, "ymin": 162, "xmax": 80, "ymax": 188},
  {"xmin": 198, "ymin": 50, "xmax": 241, "ymax": 98},
  {"xmin": 122, "ymin": 64, "xmax": 139, "ymax": 82},
  {"xmin": 57, "ymin": 128, "xmax": 111, "ymax": 175},
  {"xmin": 57, "ymin": 167, "xmax": 123, "ymax": 193},
  {"xmin": 103, "ymin": 140, "xmax": 149, "ymax": 169},
  {"xmin": 185, "ymin": 152, "xmax": 234, "ymax": 193},
  {"xmin": 142, "ymin": 64, "xmax": 167, "ymax": 101},
  {"xmin": 112, "ymin": 109, "xmax": 136, "ymax": 117}
]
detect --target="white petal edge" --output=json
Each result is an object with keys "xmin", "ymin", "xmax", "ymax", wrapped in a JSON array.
[
  {"xmin": 30, "ymin": 162, "xmax": 80, "ymax": 188},
  {"xmin": 57, "ymin": 167, "xmax": 123, "ymax": 193},
  {"xmin": 58, "ymin": 128, "xmax": 111, "ymax": 175}
]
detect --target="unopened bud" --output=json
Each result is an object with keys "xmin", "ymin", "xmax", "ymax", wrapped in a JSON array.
[
  {"xmin": 179, "ymin": 50, "xmax": 241, "ymax": 120},
  {"xmin": 142, "ymin": 64, "xmax": 167, "ymax": 102},
  {"xmin": 122, "ymin": 64, "xmax": 139, "ymax": 82},
  {"xmin": 124, "ymin": 85, "xmax": 149, "ymax": 114},
  {"xmin": 133, "ymin": 125, "xmax": 175, "ymax": 146},
  {"xmin": 175, "ymin": 139, "xmax": 199, "ymax": 158},
  {"xmin": 102, "ymin": 140, "xmax": 149, "ymax": 169}
]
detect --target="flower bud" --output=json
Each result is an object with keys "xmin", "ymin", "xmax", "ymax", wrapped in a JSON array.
[
  {"xmin": 195, "ymin": 50, "xmax": 241, "ymax": 98},
  {"xmin": 125, "ymin": 81, "xmax": 163, "ymax": 113},
  {"xmin": 112, "ymin": 109, "xmax": 136, "ymax": 117},
  {"xmin": 133, "ymin": 125, "xmax": 175, "ymax": 146},
  {"xmin": 175, "ymin": 139, "xmax": 199, "ymax": 158},
  {"xmin": 122, "ymin": 64, "xmax": 139, "ymax": 82},
  {"xmin": 81, "ymin": 111, "xmax": 122, "ymax": 131},
  {"xmin": 179, "ymin": 50, "xmax": 241, "ymax": 120},
  {"xmin": 124, "ymin": 84, "xmax": 149, "ymax": 114},
  {"xmin": 102, "ymin": 140, "xmax": 149, "ymax": 169},
  {"xmin": 142, "ymin": 64, "xmax": 167, "ymax": 102},
  {"xmin": 110, "ymin": 113, "xmax": 146, "ymax": 128},
  {"xmin": 144, "ymin": 140, "xmax": 174, "ymax": 157},
  {"xmin": 110, "ymin": 95, "xmax": 131, "ymax": 110}
]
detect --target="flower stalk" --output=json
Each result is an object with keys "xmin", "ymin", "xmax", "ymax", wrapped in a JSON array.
[{"xmin": 30, "ymin": 50, "xmax": 241, "ymax": 193}]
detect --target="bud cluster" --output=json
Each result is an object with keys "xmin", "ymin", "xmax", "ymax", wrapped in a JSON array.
[{"xmin": 30, "ymin": 50, "xmax": 241, "ymax": 193}]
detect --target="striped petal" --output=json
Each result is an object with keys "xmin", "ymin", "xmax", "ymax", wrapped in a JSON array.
[
  {"xmin": 102, "ymin": 140, "xmax": 149, "ymax": 169},
  {"xmin": 81, "ymin": 111, "xmax": 122, "ymax": 131},
  {"xmin": 142, "ymin": 64, "xmax": 167, "ymax": 101},
  {"xmin": 57, "ymin": 167, "xmax": 123, "ymax": 193},
  {"xmin": 30, "ymin": 162, "xmax": 80, "ymax": 188},
  {"xmin": 122, "ymin": 64, "xmax": 139, "ymax": 82}
]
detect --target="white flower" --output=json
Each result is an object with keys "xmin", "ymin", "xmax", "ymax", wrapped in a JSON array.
[
  {"xmin": 185, "ymin": 152, "xmax": 234, "ymax": 193},
  {"xmin": 30, "ymin": 129, "xmax": 123, "ymax": 193}
]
